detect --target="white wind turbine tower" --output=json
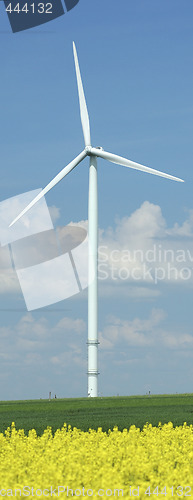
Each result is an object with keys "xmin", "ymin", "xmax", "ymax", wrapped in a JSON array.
[{"xmin": 10, "ymin": 42, "xmax": 184, "ymax": 398}]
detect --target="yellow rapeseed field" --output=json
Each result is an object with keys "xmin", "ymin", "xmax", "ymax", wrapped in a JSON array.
[{"xmin": 0, "ymin": 422, "xmax": 192, "ymax": 498}]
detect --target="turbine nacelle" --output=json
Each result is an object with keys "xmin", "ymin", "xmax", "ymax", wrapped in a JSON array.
[{"xmin": 85, "ymin": 146, "xmax": 104, "ymax": 156}]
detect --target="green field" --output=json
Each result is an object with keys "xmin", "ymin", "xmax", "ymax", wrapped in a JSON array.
[{"xmin": 0, "ymin": 394, "xmax": 193, "ymax": 435}]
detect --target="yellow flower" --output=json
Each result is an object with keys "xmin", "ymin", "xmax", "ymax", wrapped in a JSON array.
[{"xmin": 0, "ymin": 422, "xmax": 192, "ymax": 498}]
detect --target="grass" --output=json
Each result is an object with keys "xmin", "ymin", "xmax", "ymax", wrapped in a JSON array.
[{"xmin": 0, "ymin": 393, "xmax": 193, "ymax": 435}]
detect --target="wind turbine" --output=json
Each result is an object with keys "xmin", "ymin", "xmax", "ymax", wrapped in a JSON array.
[{"xmin": 10, "ymin": 42, "xmax": 184, "ymax": 398}]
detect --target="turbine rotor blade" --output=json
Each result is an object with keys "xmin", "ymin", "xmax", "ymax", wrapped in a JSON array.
[
  {"xmin": 90, "ymin": 147, "xmax": 184, "ymax": 183},
  {"xmin": 9, "ymin": 150, "xmax": 87, "ymax": 227},
  {"xmin": 73, "ymin": 41, "xmax": 91, "ymax": 147}
]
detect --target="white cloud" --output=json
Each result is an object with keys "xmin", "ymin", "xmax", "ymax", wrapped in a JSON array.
[
  {"xmin": 0, "ymin": 246, "xmax": 13, "ymax": 269},
  {"xmin": 51, "ymin": 349, "xmax": 86, "ymax": 369},
  {"xmin": 68, "ymin": 220, "xmax": 88, "ymax": 232},
  {"xmin": 99, "ymin": 308, "xmax": 193, "ymax": 352},
  {"xmin": 98, "ymin": 201, "xmax": 193, "ymax": 289},
  {"xmin": 0, "ymin": 314, "xmax": 86, "ymax": 366},
  {"xmin": 114, "ymin": 201, "xmax": 166, "ymax": 243},
  {"xmin": 98, "ymin": 282, "xmax": 161, "ymax": 299},
  {"xmin": 99, "ymin": 308, "xmax": 165, "ymax": 349},
  {"xmin": 168, "ymin": 209, "xmax": 193, "ymax": 237},
  {"xmin": 16, "ymin": 314, "xmax": 48, "ymax": 337},
  {"xmin": 55, "ymin": 317, "xmax": 85, "ymax": 334}
]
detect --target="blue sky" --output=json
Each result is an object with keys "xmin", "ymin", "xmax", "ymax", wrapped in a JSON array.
[{"xmin": 0, "ymin": 0, "xmax": 193, "ymax": 400}]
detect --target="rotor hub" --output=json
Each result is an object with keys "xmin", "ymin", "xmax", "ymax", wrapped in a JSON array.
[{"xmin": 85, "ymin": 146, "xmax": 92, "ymax": 155}]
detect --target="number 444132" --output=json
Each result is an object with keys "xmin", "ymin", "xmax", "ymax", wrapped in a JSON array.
[
  {"xmin": 144, "ymin": 485, "xmax": 191, "ymax": 496},
  {"xmin": 5, "ymin": 3, "xmax": 53, "ymax": 14}
]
